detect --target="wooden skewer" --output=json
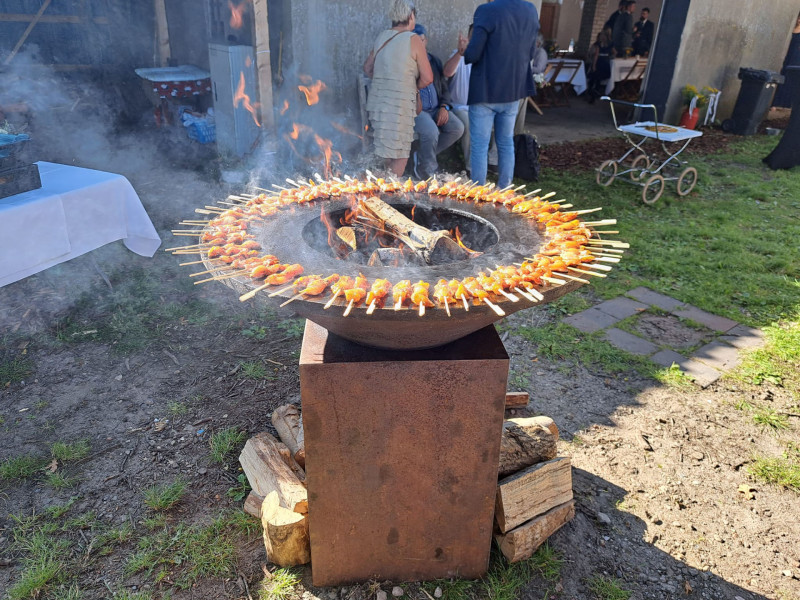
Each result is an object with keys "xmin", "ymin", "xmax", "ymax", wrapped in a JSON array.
[
  {"xmin": 333, "ymin": 177, "xmax": 345, "ymax": 184},
  {"xmin": 568, "ymin": 267, "xmax": 606, "ymax": 278},
  {"xmin": 527, "ymin": 288, "xmax": 544, "ymax": 301},
  {"xmin": 343, "ymin": 299, "xmax": 355, "ymax": 317},
  {"xmin": 280, "ymin": 293, "xmax": 303, "ymax": 307},
  {"xmin": 419, "ymin": 303, "xmax": 425, "ymax": 317},
  {"xmin": 324, "ymin": 290, "xmax": 341, "ymax": 309},
  {"xmin": 586, "ymin": 240, "xmax": 629, "ymax": 248},
  {"xmin": 583, "ymin": 219, "xmax": 618, "ymax": 227},
  {"xmin": 591, "ymin": 230, "xmax": 619, "ymax": 234},
  {"xmin": 166, "ymin": 243, "xmax": 208, "ymax": 251},
  {"xmin": 180, "ymin": 220, "xmax": 210, "ymax": 225},
  {"xmin": 240, "ymin": 283, "xmax": 269, "ymax": 301},
  {"xmin": 218, "ymin": 201, "xmax": 239, "ymax": 206},
  {"xmin": 204, "ymin": 206, "xmax": 226, "ymax": 212},
  {"xmin": 542, "ymin": 275, "xmax": 567, "ymax": 286},
  {"xmin": 172, "ymin": 230, "xmax": 206, "ymax": 234},
  {"xmin": 484, "ymin": 298, "xmax": 505, "ymax": 316},
  {"xmin": 365, "ymin": 170, "xmax": 376, "ymax": 181},
  {"xmin": 273, "ymin": 184, "xmax": 290, "ymax": 191},
  {"xmin": 497, "ymin": 289, "xmax": 519, "ymax": 302},
  {"xmin": 194, "ymin": 270, "xmax": 246, "ymax": 284},
  {"xmin": 557, "ymin": 204, "xmax": 573, "ymax": 209},
  {"xmin": 589, "ymin": 247, "xmax": 625, "ymax": 253},
  {"xmin": 286, "ymin": 178, "xmax": 301, "ymax": 187},
  {"xmin": 394, "ymin": 298, "xmax": 404, "ymax": 311},
  {"xmin": 523, "ymin": 188, "xmax": 543, "ymax": 197},
  {"xmin": 366, "ymin": 299, "xmax": 377, "ymax": 314},
  {"xmin": 461, "ymin": 294, "xmax": 470, "ymax": 311},
  {"xmin": 550, "ymin": 198, "xmax": 568, "ymax": 204},
  {"xmin": 190, "ymin": 266, "xmax": 231, "ymax": 277},
  {"xmin": 253, "ymin": 186, "xmax": 271, "ymax": 192},
  {"xmin": 268, "ymin": 284, "xmax": 296, "ymax": 297},
  {"xmin": 594, "ymin": 256, "xmax": 620, "ymax": 263},
  {"xmin": 314, "ymin": 172, "xmax": 325, "ymax": 182},
  {"xmin": 443, "ymin": 297, "xmax": 451, "ymax": 317},
  {"xmin": 514, "ymin": 287, "xmax": 536, "ymax": 302},
  {"xmin": 540, "ymin": 191, "xmax": 556, "ymax": 201},
  {"xmin": 512, "ymin": 184, "xmax": 526, "ymax": 192},
  {"xmin": 574, "ymin": 207, "xmax": 603, "ymax": 215},
  {"xmin": 560, "ymin": 273, "xmax": 591, "ymax": 284},
  {"xmin": 179, "ymin": 260, "xmax": 205, "ymax": 266},
  {"xmin": 581, "ymin": 263, "xmax": 613, "ymax": 271},
  {"xmin": 195, "ymin": 208, "xmax": 216, "ymax": 215},
  {"xmin": 172, "ymin": 232, "xmax": 206, "ymax": 237}
]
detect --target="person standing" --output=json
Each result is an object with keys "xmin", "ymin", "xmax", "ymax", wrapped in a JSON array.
[
  {"xmin": 411, "ymin": 24, "xmax": 464, "ymax": 179},
  {"xmin": 460, "ymin": 0, "xmax": 539, "ymax": 188},
  {"xmin": 632, "ymin": 7, "xmax": 654, "ymax": 56},
  {"xmin": 363, "ymin": 0, "xmax": 433, "ymax": 177},
  {"xmin": 612, "ymin": 0, "xmax": 635, "ymax": 57},
  {"xmin": 772, "ymin": 12, "xmax": 800, "ymax": 109}
]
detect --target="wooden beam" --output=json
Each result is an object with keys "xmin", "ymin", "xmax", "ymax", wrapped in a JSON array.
[
  {"xmin": 4, "ymin": 0, "xmax": 52, "ymax": 65},
  {"xmin": 154, "ymin": 0, "xmax": 170, "ymax": 67},
  {"xmin": 0, "ymin": 13, "xmax": 109, "ymax": 24},
  {"xmin": 505, "ymin": 391, "xmax": 529, "ymax": 408},
  {"xmin": 252, "ymin": 0, "xmax": 276, "ymax": 133}
]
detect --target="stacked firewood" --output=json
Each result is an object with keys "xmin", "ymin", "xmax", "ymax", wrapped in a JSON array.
[{"xmin": 239, "ymin": 394, "xmax": 573, "ymax": 567}]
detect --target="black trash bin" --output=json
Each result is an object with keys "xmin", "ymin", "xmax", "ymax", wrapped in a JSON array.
[{"xmin": 722, "ymin": 68, "xmax": 785, "ymax": 135}]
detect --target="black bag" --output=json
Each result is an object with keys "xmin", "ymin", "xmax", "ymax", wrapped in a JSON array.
[{"xmin": 513, "ymin": 134, "xmax": 540, "ymax": 181}]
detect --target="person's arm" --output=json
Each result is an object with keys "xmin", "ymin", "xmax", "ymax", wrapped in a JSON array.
[
  {"xmin": 531, "ymin": 48, "xmax": 548, "ymax": 75},
  {"xmin": 411, "ymin": 34, "xmax": 434, "ymax": 88},
  {"xmin": 463, "ymin": 25, "xmax": 488, "ymax": 64},
  {"xmin": 443, "ymin": 43, "xmax": 464, "ymax": 78},
  {"xmin": 363, "ymin": 49, "xmax": 375, "ymax": 77}
]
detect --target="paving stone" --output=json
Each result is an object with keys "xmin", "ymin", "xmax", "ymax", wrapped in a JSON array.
[
  {"xmin": 650, "ymin": 349, "xmax": 687, "ymax": 369},
  {"xmin": 720, "ymin": 324, "xmax": 765, "ymax": 350},
  {"xmin": 671, "ymin": 305, "xmax": 739, "ymax": 333},
  {"xmin": 562, "ymin": 308, "xmax": 619, "ymax": 333},
  {"xmin": 691, "ymin": 341, "xmax": 741, "ymax": 371},
  {"xmin": 594, "ymin": 297, "xmax": 649, "ymax": 320},
  {"xmin": 626, "ymin": 287, "xmax": 685, "ymax": 311},
  {"xmin": 650, "ymin": 349, "xmax": 721, "ymax": 388},
  {"xmin": 604, "ymin": 328, "xmax": 658, "ymax": 356}
]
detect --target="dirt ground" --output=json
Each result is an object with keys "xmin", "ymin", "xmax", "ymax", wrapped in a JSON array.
[{"xmin": 1, "ymin": 119, "xmax": 799, "ymax": 600}]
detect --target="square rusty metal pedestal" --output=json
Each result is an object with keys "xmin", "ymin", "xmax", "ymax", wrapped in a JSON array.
[{"xmin": 300, "ymin": 321, "xmax": 509, "ymax": 586}]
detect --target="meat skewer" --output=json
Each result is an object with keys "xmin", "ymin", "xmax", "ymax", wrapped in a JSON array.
[
  {"xmin": 366, "ymin": 278, "xmax": 392, "ymax": 314},
  {"xmin": 343, "ymin": 274, "xmax": 369, "ymax": 317},
  {"xmin": 392, "ymin": 280, "xmax": 412, "ymax": 311},
  {"xmin": 433, "ymin": 279, "xmax": 453, "ymax": 317},
  {"xmin": 410, "ymin": 280, "xmax": 434, "ymax": 316}
]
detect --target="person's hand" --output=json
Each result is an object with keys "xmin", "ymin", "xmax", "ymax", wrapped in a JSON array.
[
  {"xmin": 457, "ymin": 31, "xmax": 468, "ymax": 55},
  {"xmin": 436, "ymin": 107, "xmax": 449, "ymax": 126}
]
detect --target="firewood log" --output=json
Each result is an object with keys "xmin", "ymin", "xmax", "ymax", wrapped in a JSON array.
[
  {"xmin": 244, "ymin": 491, "xmax": 265, "ymax": 518},
  {"xmin": 239, "ymin": 432, "xmax": 308, "ymax": 514},
  {"xmin": 498, "ymin": 417, "xmax": 559, "ymax": 478},
  {"xmin": 504, "ymin": 392, "xmax": 529, "ymax": 408},
  {"xmin": 261, "ymin": 491, "xmax": 311, "ymax": 566},
  {"xmin": 495, "ymin": 500, "xmax": 575, "ymax": 563},
  {"xmin": 271, "ymin": 404, "xmax": 306, "ymax": 468},
  {"xmin": 495, "ymin": 456, "xmax": 573, "ymax": 533}
]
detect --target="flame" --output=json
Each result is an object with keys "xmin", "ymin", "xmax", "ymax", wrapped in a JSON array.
[
  {"xmin": 453, "ymin": 226, "xmax": 477, "ymax": 253},
  {"xmin": 320, "ymin": 206, "xmax": 338, "ymax": 249},
  {"xmin": 233, "ymin": 72, "xmax": 261, "ymax": 126},
  {"xmin": 229, "ymin": 0, "xmax": 246, "ymax": 29},
  {"xmin": 298, "ymin": 80, "xmax": 327, "ymax": 105},
  {"xmin": 245, "ymin": 56, "xmax": 252, "ymax": 68},
  {"xmin": 411, "ymin": 205, "xmax": 416, "ymax": 221},
  {"xmin": 331, "ymin": 121, "xmax": 364, "ymax": 140},
  {"xmin": 280, "ymin": 100, "xmax": 290, "ymax": 115},
  {"xmin": 314, "ymin": 134, "xmax": 341, "ymax": 178}
]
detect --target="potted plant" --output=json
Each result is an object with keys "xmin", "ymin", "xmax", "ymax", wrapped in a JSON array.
[{"xmin": 678, "ymin": 84, "xmax": 704, "ymax": 129}]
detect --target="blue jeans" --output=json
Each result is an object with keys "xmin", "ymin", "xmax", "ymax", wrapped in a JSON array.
[
  {"xmin": 414, "ymin": 109, "xmax": 465, "ymax": 178},
  {"xmin": 469, "ymin": 101, "xmax": 519, "ymax": 188}
]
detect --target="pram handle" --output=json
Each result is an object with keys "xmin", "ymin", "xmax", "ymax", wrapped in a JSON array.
[{"xmin": 600, "ymin": 96, "xmax": 659, "ymax": 130}]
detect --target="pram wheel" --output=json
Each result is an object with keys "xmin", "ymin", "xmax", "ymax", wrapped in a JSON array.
[
  {"xmin": 642, "ymin": 174, "xmax": 665, "ymax": 204},
  {"xmin": 596, "ymin": 160, "xmax": 617, "ymax": 186},
  {"xmin": 676, "ymin": 167, "xmax": 698, "ymax": 196},
  {"xmin": 630, "ymin": 154, "xmax": 651, "ymax": 181}
]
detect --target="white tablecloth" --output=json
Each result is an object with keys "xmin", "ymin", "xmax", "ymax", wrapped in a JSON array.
[
  {"xmin": 0, "ymin": 162, "xmax": 161, "ymax": 287},
  {"xmin": 545, "ymin": 59, "xmax": 587, "ymax": 95},
  {"xmin": 605, "ymin": 58, "xmax": 648, "ymax": 95}
]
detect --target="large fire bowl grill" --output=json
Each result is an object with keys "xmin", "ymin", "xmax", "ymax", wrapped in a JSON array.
[{"xmin": 172, "ymin": 176, "xmax": 624, "ymax": 350}]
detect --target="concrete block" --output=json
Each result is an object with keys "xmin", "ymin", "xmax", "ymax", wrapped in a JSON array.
[
  {"xmin": 650, "ymin": 349, "xmax": 721, "ymax": 388},
  {"xmin": 671, "ymin": 305, "xmax": 738, "ymax": 333},
  {"xmin": 562, "ymin": 308, "xmax": 618, "ymax": 333},
  {"xmin": 719, "ymin": 324, "xmax": 765, "ymax": 350},
  {"xmin": 594, "ymin": 297, "xmax": 649, "ymax": 320},
  {"xmin": 625, "ymin": 287, "xmax": 684, "ymax": 311},
  {"xmin": 691, "ymin": 341, "xmax": 741, "ymax": 371},
  {"xmin": 604, "ymin": 328, "xmax": 658, "ymax": 356}
]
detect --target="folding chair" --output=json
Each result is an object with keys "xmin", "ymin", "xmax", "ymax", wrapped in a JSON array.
[
  {"xmin": 554, "ymin": 59, "xmax": 582, "ymax": 107},
  {"xmin": 535, "ymin": 62, "xmax": 562, "ymax": 109},
  {"xmin": 612, "ymin": 59, "xmax": 647, "ymax": 102}
]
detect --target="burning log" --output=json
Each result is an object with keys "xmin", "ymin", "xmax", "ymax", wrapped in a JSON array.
[
  {"xmin": 271, "ymin": 404, "xmax": 305, "ymax": 468},
  {"xmin": 357, "ymin": 196, "xmax": 476, "ymax": 265},
  {"xmin": 239, "ymin": 432, "xmax": 308, "ymax": 514},
  {"xmin": 261, "ymin": 491, "xmax": 311, "ymax": 566},
  {"xmin": 498, "ymin": 417, "xmax": 559, "ymax": 478}
]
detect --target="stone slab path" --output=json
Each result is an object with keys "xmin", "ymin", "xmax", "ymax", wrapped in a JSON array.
[{"xmin": 562, "ymin": 286, "xmax": 765, "ymax": 387}]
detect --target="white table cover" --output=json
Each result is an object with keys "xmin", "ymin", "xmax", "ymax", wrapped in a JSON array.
[
  {"xmin": 606, "ymin": 58, "xmax": 648, "ymax": 95},
  {"xmin": 0, "ymin": 162, "xmax": 161, "ymax": 287},
  {"xmin": 545, "ymin": 59, "xmax": 587, "ymax": 95},
  {"xmin": 618, "ymin": 121, "xmax": 704, "ymax": 142}
]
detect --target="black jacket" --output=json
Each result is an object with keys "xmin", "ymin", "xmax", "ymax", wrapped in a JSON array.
[{"xmin": 427, "ymin": 53, "xmax": 453, "ymax": 110}]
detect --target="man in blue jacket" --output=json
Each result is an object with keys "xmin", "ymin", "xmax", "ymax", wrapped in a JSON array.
[{"xmin": 458, "ymin": 0, "xmax": 539, "ymax": 188}]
